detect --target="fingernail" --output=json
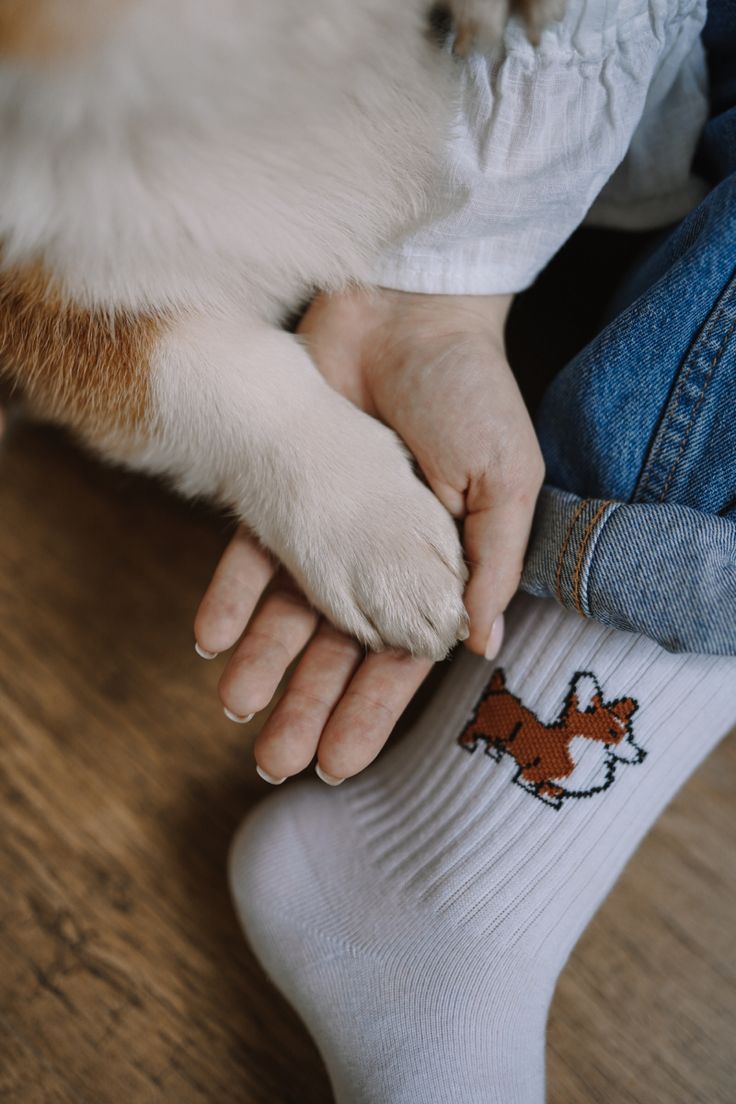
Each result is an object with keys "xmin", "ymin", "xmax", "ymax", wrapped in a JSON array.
[
  {"xmin": 315, "ymin": 763, "xmax": 345, "ymax": 787},
  {"xmin": 195, "ymin": 642, "xmax": 219, "ymax": 660},
  {"xmin": 457, "ymin": 623, "xmax": 470, "ymax": 642},
  {"xmin": 224, "ymin": 707, "xmax": 255, "ymax": 724},
  {"xmin": 485, "ymin": 614, "xmax": 505, "ymax": 660},
  {"xmin": 256, "ymin": 764, "xmax": 286, "ymax": 786}
]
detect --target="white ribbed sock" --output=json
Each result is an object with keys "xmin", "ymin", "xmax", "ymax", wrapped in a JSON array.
[{"xmin": 230, "ymin": 595, "xmax": 735, "ymax": 1104}]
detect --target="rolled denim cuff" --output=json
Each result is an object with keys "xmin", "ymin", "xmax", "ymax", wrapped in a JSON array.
[{"xmin": 521, "ymin": 486, "xmax": 736, "ymax": 655}]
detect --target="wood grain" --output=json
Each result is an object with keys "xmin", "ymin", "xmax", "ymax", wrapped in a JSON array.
[{"xmin": 0, "ymin": 421, "xmax": 733, "ymax": 1103}]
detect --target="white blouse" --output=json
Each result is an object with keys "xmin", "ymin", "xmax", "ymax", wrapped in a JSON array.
[{"xmin": 375, "ymin": 0, "xmax": 709, "ymax": 295}]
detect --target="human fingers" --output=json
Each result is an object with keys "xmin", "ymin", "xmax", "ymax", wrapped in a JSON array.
[
  {"xmin": 252, "ymin": 622, "xmax": 363, "ymax": 782},
  {"xmin": 194, "ymin": 526, "xmax": 276, "ymax": 657},
  {"xmin": 218, "ymin": 578, "xmax": 319, "ymax": 724},
  {"xmin": 314, "ymin": 649, "xmax": 433, "ymax": 783}
]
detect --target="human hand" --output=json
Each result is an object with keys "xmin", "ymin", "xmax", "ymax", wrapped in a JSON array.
[
  {"xmin": 194, "ymin": 531, "xmax": 433, "ymax": 784},
  {"xmin": 194, "ymin": 287, "xmax": 544, "ymax": 783},
  {"xmin": 300, "ymin": 287, "xmax": 544, "ymax": 655}
]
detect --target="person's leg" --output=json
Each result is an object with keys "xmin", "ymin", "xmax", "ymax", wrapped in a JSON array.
[
  {"xmin": 230, "ymin": 16, "xmax": 736, "ymax": 1095},
  {"xmin": 230, "ymin": 593, "xmax": 735, "ymax": 1104}
]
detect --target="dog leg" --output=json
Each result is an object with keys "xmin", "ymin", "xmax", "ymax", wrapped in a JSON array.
[
  {"xmin": 96, "ymin": 314, "xmax": 469, "ymax": 659},
  {"xmin": 0, "ymin": 267, "xmax": 467, "ymax": 656},
  {"xmin": 0, "ymin": 248, "xmax": 469, "ymax": 657}
]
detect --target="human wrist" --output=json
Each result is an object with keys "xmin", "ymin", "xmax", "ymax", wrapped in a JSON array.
[{"xmin": 375, "ymin": 287, "xmax": 513, "ymax": 348}]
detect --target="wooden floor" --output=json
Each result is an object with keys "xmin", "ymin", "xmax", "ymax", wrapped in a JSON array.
[{"xmin": 0, "ymin": 421, "xmax": 734, "ymax": 1104}]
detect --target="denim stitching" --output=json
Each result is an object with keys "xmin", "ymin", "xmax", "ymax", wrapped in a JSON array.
[
  {"xmin": 658, "ymin": 315, "xmax": 736, "ymax": 502},
  {"xmin": 636, "ymin": 354, "xmax": 696, "ymax": 501},
  {"xmin": 635, "ymin": 266, "xmax": 736, "ymax": 503},
  {"xmin": 555, "ymin": 497, "xmax": 588, "ymax": 605},
  {"xmin": 571, "ymin": 501, "xmax": 612, "ymax": 615},
  {"xmin": 636, "ymin": 323, "xmax": 704, "ymax": 501},
  {"xmin": 573, "ymin": 503, "xmax": 619, "ymax": 619}
]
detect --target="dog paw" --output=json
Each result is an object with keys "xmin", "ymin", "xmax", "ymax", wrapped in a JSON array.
[
  {"xmin": 511, "ymin": 0, "xmax": 565, "ymax": 42},
  {"xmin": 278, "ymin": 419, "xmax": 469, "ymax": 660},
  {"xmin": 321, "ymin": 500, "xmax": 469, "ymax": 660},
  {"xmin": 330, "ymin": 480, "xmax": 469, "ymax": 660},
  {"xmin": 449, "ymin": 0, "xmax": 563, "ymax": 53}
]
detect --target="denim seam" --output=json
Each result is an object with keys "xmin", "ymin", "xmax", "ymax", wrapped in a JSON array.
[
  {"xmin": 635, "ymin": 265, "xmax": 736, "ymax": 502},
  {"xmin": 571, "ymin": 501, "xmax": 614, "ymax": 614},
  {"xmin": 636, "ymin": 338, "xmax": 700, "ymax": 501},
  {"xmin": 658, "ymin": 313, "xmax": 736, "ymax": 501},
  {"xmin": 555, "ymin": 497, "xmax": 588, "ymax": 604}
]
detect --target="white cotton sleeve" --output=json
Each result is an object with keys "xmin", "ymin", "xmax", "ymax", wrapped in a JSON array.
[{"xmin": 374, "ymin": 0, "xmax": 708, "ymax": 296}]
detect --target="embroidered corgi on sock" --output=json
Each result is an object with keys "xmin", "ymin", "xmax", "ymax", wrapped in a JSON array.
[{"xmin": 458, "ymin": 670, "xmax": 643, "ymax": 808}]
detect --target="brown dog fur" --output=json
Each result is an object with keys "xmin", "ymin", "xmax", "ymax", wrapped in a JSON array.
[{"xmin": 0, "ymin": 257, "xmax": 157, "ymax": 434}]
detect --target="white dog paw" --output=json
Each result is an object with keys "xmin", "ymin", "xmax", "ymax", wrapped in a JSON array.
[
  {"xmin": 332, "ymin": 481, "xmax": 469, "ymax": 659},
  {"xmin": 280, "ymin": 422, "xmax": 469, "ymax": 660}
]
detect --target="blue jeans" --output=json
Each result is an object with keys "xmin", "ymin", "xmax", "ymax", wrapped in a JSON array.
[{"xmin": 520, "ymin": 9, "xmax": 736, "ymax": 655}]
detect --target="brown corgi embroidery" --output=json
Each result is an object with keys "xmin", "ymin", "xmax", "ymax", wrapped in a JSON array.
[{"xmin": 458, "ymin": 670, "xmax": 643, "ymax": 809}]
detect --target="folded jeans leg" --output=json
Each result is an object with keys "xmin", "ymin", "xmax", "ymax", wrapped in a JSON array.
[{"xmin": 522, "ymin": 174, "xmax": 736, "ymax": 655}]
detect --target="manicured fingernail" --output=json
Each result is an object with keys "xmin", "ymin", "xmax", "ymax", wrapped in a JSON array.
[
  {"xmin": 224, "ymin": 707, "xmax": 255, "ymax": 724},
  {"xmin": 485, "ymin": 614, "xmax": 505, "ymax": 660},
  {"xmin": 457, "ymin": 623, "xmax": 470, "ymax": 642},
  {"xmin": 256, "ymin": 765, "xmax": 286, "ymax": 786},
  {"xmin": 315, "ymin": 763, "xmax": 345, "ymax": 787},
  {"xmin": 195, "ymin": 642, "xmax": 219, "ymax": 660}
]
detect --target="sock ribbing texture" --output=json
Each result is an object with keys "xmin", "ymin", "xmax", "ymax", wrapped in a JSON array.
[{"xmin": 230, "ymin": 595, "xmax": 736, "ymax": 1104}]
